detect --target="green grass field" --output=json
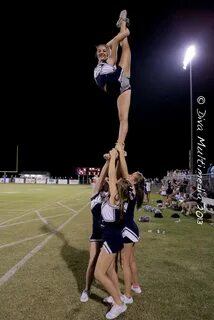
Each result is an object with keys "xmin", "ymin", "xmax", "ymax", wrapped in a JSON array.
[{"xmin": 0, "ymin": 184, "xmax": 213, "ymax": 320}]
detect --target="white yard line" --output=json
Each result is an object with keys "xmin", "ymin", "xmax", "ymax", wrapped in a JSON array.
[
  {"xmin": 0, "ymin": 193, "xmax": 85, "ymax": 226},
  {"xmin": 0, "ymin": 210, "xmax": 36, "ymax": 226},
  {"xmin": 0, "ymin": 214, "xmax": 17, "ymax": 216},
  {"xmin": 35, "ymin": 210, "xmax": 48, "ymax": 225},
  {"xmin": 77, "ymin": 201, "xmax": 89, "ymax": 213},
  {"xmin": 0, "ymin": 199, "xmax": 66, "ymax": 226},
  {"xmin": 0, "ymin": 204, "xmax": 52, "ymax": 226},
  {"xmin": 0, "ymin": 233, "xmax": 49, "ymax": 249},
  {"xmin": 0, "ymin": 200, "xmax": 84, "ymax": 228},
  {"xmin": 0, "ymin": 213, "xmax": 70, "ymax": 229},
  {"xmin": 0, "ymin": 202, "xmax": 89, "ymax": 287},
  {"xmin": 57, "ymin": 202, "xmax": 78, "ymax": 213},
  {"xmin": 35, "ymin": 205, "xmax": 60, "ymax": 211}
]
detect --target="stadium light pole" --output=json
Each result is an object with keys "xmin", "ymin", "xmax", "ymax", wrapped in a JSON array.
[{"xmin": 183, "ymin": 45, "xmax": 196, "ymax": 174}]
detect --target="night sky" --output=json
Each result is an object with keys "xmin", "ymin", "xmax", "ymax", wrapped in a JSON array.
[{"xmin": 1, "ymin": 1, "xmax": 214, "ymax": 178}]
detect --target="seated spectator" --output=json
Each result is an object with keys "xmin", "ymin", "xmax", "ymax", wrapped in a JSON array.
[
  {"xmin": 166, "ymin": 181, "xmax": 173, "ymax": 196},
  {"xmin": 180, "ymin": 186, "xmax": 199, "ymax": 215}
]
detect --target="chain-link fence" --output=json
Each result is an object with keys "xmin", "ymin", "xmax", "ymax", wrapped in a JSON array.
[{"xmin": 161, "ymin": 174, "xmax": 214, "ymax": 197}]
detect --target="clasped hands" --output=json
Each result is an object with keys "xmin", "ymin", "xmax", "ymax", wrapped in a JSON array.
[{"xmin": 103, "ymin": 142, "xmax": 127, "ymax": 160}]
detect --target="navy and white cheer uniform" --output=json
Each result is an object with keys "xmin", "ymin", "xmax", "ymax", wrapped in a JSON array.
[
  {"xmin": 101, "ymin": 201, "xmax": 124, "ymax": 254},
  {"xmin": 122, "ymin": 194, "xmax": 139, "ymax": 244},
  {"xmin": 94, "ymin": 60, "xmax": 131, "ymax": 97},
  {"xmin": 89, "ymin": 192, "xmax": 105, "ymax": 242}
]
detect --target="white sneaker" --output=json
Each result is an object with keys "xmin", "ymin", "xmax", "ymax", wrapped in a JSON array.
[
  {"xmin": 121, "ymin": 294, "xmax": 133, "ymax": 304},
  {"xmin": 80, "ymin": 290, "xmax": 89, "ymax": 302},
  {"xmin": 106, "ymin": 303, "xmax": 127, "ymax": 319},
  {"xmin": 119, "ymin": 10, "xmax": 127, "ymax": 20},
  {"xmin": 131, "ymin": 285, "xmax": 142, "ymax": 294},
  {"xmin": 116, "ymin": 10, "xmax": 130, "ymax": 28},
  {"xmin": 103, "ymin": 295, "xmax": 114, "ymax": 304}
]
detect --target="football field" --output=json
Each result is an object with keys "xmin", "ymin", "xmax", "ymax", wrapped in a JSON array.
[{"xmin": 0, "ymin": 184, "xmax": 213, "ymax": 320}]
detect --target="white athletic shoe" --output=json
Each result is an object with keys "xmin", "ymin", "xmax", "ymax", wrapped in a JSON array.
[
  {"xmin": 103, "ymin": 295, "xmax": 114, "ymax": 304},
  {"xmin": 121, "ymin": 294, "xmax": 133, "ymax": 304},
  {"xmin": 80, "ymin": 290, "xmax": 89, "ymax": 302},
  {"xmin": 116, "ymin": 10, "xmax": 130, "ymax": 28},
  {"xmin": 119, "ymin": 10, "xmax": 127, "ymax": 20},
  {"xmin": 106, "ymin": 303, "xmax": 127, "ymax": 319},
  {"xmin": 131, "ymin": 285, "xmax": 142, "ymax": 294}
]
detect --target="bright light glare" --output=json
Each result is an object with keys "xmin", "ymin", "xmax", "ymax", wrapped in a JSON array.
[{"xmin": 183, "ymin": 45, "xmax": 196, "ymax": 69}]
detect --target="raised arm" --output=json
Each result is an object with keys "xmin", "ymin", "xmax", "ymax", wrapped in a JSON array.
[
  {"xmin": 116, "ymin": 157, "xmax": 121, "ymax": 180},
  {"xmin": 108, "ymin": 148, "xmax": 118, "ymax": 205},
  {"xmin": 115, "ymin": 142, "xmax": 129, "ymax": 179},
  {"xmin": 93, "ymin": 154, "xmax": 110, "ymax": 195}
]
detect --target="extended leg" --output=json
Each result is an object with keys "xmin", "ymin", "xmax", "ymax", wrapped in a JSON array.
[{"xmin": 116, "ymin": 13, "xmax": 131, "ymax": 145}]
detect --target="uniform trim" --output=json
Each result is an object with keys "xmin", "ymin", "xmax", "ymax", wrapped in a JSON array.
[
  {"xmin": 89, "ymin": 238, "xmax": 103, "ymax": 242},
  {"xmin": 103, "ymin": 241, "xmax": 112, "ymax": 254},
  {"xmin": 122, "ymin": 227, "xmax": 139, "ymax": 243}
]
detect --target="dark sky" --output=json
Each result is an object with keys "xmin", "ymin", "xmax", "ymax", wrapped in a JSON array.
[{"xmin": 1, "ymin": 1, "xmax": 214, "ymax": 178}]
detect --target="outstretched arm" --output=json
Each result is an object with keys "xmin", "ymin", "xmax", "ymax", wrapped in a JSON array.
[
  {"xmin": 93, "ymin": 154, "xmax": 110, "ymax": 195},
  {"xmin": 115, "ymin": 142, "xmax": 129, "ymax": 179},
  {"xmin": 116, "ymin": 158, "xmax": 121, "ymax": 180},
  {"xmin": 108, "ymin": 148, "xmax": 118, "ymax": 205}
]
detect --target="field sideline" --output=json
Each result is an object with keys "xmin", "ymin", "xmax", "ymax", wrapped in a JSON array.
[{"xmin": 0, "ymin": 183, "xmax": 213, "ymax": 320}]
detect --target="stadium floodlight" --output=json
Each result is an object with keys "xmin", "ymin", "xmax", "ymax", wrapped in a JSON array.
[
  {"xmin": 183, "ymin": 45, "xmax": 196, "ymax": 174},
  {"xmin": 183, "ymin": 45, "xmax": 195, "ymax": 69}
]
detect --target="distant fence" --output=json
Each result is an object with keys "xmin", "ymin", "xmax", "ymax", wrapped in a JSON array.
[
  {"xmin": 163, "ymin": 174, "xmax": 214, "ymax": 195},
  {"xmin": 0, "ymin": 178, "xmax": 79, "ymax": 185}
]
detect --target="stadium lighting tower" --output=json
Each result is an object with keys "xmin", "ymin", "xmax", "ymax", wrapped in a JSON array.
[{"xmin": 183, "ymin": 45, "xmax": 196, "ymax": 174}]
